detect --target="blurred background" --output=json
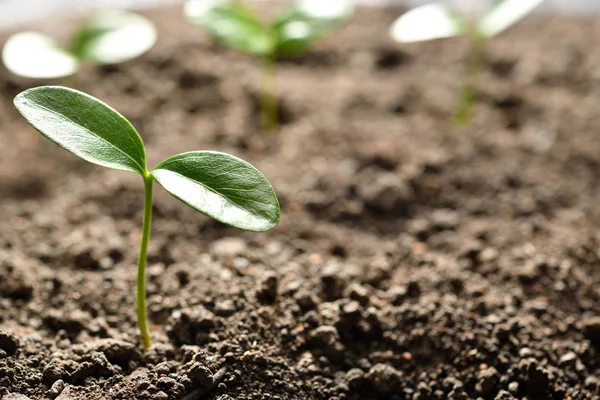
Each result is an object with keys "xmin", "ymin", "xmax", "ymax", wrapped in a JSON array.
[{"xmin": 0, "ymin": 0, "xmax": 597, "ymax": 29}]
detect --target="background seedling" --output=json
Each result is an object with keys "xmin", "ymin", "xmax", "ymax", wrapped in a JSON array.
[
  {"xmin": 390, "ymin": 0, "xmax": 547, "ymax": 125},
  {"xmin": 14, "ymin": 86, "xmax": 280, "ymax": 350},
  {"xmin": 184, "ymin": 0, "xmax": 353, "ymax": 133},
  {"xmin": 3, "ymin": 10, "xmax": 156, "ymax": 82}
]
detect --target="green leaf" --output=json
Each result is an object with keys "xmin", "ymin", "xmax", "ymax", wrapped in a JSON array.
[
  {"xmin": 479, "ymin": 0, "xmax": 546, "ymax": 37},
  {"xmin": 184, "ymin": 0, "xmax": 274, "ymax": 56},
  {"xmin": 2, "ymin": 32, "xmax": 79, "ymax": 78},
  {"xmin": 151, "ymin": 151, "xmax": 280, "ymax": 232},
  {"xmin": 14, "ymin": 86, "xmax": 147, "ymax": 174},
  {"xmin": 71, "ymin": 11, "xmax": 157, "ymax": 64},
  {"xmin": 389, "ymin": 4, "xmax": 465, "ymax": 43},
  {"xmin": 274, "ymin": 0, "xmax": 353, "ymax": 57}
]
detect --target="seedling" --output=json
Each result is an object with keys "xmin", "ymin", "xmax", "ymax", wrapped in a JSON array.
[
  {"xmin": 3, "ymin": 11, "xmax": 156, "ymax": 81},
  {"xmin": 184, "ymin": 0, "xmax": 353, "ymax": 132},
  {"xmin": 390, "ymin": 0, "xmax": 547, "ymax": 125},
  {"xmin": 14, "ymin": 86, "xmax": 280, "ymax": 350}
]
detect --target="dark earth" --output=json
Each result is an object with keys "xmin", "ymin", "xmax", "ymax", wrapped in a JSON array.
[{"xmin": 2, "ymin": 3, "xmax": 600, "ymax": 399}]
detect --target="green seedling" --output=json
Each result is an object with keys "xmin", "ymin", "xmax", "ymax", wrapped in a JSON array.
[
  {"xmin": 3, "ymin": 11, "xmax": 156, "ymax": 81},
  {"xmin": 184, "ymin": 0, "xmax": 353, "ymax": 133},
  {"xmin": 14, "ymin": 86, "xmax": 280, "ymax": 350},
  {"xmin": 390, "ymin": 0, "xmax": 547, "ymax": 125}
]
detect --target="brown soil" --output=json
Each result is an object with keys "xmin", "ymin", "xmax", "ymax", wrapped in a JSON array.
[{"xmin": 2, "ymin": 4, "xmax": 600, "ymax": 400}]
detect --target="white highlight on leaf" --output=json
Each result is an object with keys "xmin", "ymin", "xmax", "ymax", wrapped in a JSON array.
[
  {"xmin": 184, "ymin": 0, "xmax": 223, "ymax": 19},
  {"xmin": 390, "ymin": 3, "xmax": 462, "ymax": 43},
  {"xmin": 479, "ymin": 0, "xmax": 547, "ymax": 37},
  {"xmin": 2, "ymin": 32, "xmax": 79, "ymax": 78},
  {"xmin": 297, "ymin": 0, "xmax": 352, "ymax": 19},
  {"xmin": 283, "ymin": 21, "xmax": 312, "ymax": 40},
  {"xmin": 82, "ymin": 11, "xmax": 157, "ymax": 64},
  {"xmin": 152, "ymin": 168, "xmax": 273, "ymax": 231}
]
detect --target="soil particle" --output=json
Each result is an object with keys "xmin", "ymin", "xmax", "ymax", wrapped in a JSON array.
[
  {"xmin": 87, "ymin": 339, "xmax": 141, "ymax": 368},
  {"xmin": 54, "ymin": 386, "xmax": 99, "ymax": 400},
  {"xmin": 210, "ymin": 237, "xmax": 247, "ymax": 258},
  {"xmin": 356, "ymin": 168, "xmax": 414, "ymax": 213},
  {"xmin": 494, "ymin": 390, "xmax": 516, "ymax": 399},
  {"xmin": 0, "ymin": 255, "xmax": 34, "ymax": 301},
  {"xmin": 4, "ymin": 394, "xmax": 34, "ymax": 400},
  {"xmin": 48, "ymin": 379, "xmax": 65, "ymax": 399},
  {"xmin": 0, "ymin": 331, "xmax": 19, "ymax": 356},
  {"xmin": 344, "ymin": 368, "xmax": 365, "ymax": 390},
  {"xmin": 42, "ymin": 309, "xmax": 91, "ymax": 337},
  {"xmin": 320, "ymin": 264, "xmax": 347, "ymax": 301},
  {"xmin": 581, "ymin": 316, "xmax": 600, "ymax": 344},
  {"xmin": 45, "ymin": 351, "xmax": 121, "ymax": 384},
  {"xmin": 184, "ymin": 355, "xmax": 214, "ymax": 387},
  {"xmin": 558, "ymin": 351, "xmax": 578, "ymax": 367},
  {"xmin": 167, "ymin": 307, "xmax": 217, "ymax": 346},
  {"xmin": 522, "ymin": 359, "xmax": 551, "ymax": 394},
  {"xmin": 213, "ymin": 299, "xmax": 236, "ymax": 317},
  {"xmin": 476, "ymin": 366, "xmax": 500, "ymax": 396},
  {"xmin": 366, "ymin": 363, "xmax": 403, "ymax": 395},
  {"xmin": 256, "ymin": 272, "xmax": 279, "ymax": 304},
  {"xmin": 309, "ymin": 325, "xmax": 340, "ymax": 347},
  {"xmin": 346, "ymin": 283, "xmax": 370, "ymax": 305}
]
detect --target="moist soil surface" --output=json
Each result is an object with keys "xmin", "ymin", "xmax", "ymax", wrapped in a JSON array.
[{"xmin": 2, "ymin": 4, "xmax": 600, "ymax": 400}]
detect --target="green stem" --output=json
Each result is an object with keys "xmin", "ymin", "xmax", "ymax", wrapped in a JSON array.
[
  {"xmin": 260, "ymin": 52, "xmax": 278, "ymax": 134},
  {"xmin": 453, "ymin": 30, "xmax": 486, "ymax": 126},
  {"xmin": 136, "ymin": 173, "xmax": 153, "ymax": 351}
]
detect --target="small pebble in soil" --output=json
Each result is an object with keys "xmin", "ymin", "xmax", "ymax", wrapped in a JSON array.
[
  {"xmin": 214, "ymin": 299, "xmax": 236, "ymax": 317},
  {"xmin": 346, "ymin": 283, "xmax": 370, "ymax": 305},
  {"xmin": 256, "ymin": 272, "xmax": 278, "ymax": 304},
  {"xmin": 558, "ymin": 351, "xmax": 577, "ymax": 367},
  {"xmin": 153, "ymin": 362, "xmax": 171, "ymax": 376},
  {"xmin": 48, "ymin": 379, "xmax": 65, "ymax": 399},
  {"xmin": 309, "ymin": 326, "xmax": 340, "ymax": 347},
  {"xmin": 184, "ymin": 354, "xmax": 214, "ymax": 387},
  {"xmin": 366, "ymin": 364, "xmax": 403, "ymax": 394},
  {"xmin": 210, "ymin": 237, "xmax": 247, "ymax": 257}
]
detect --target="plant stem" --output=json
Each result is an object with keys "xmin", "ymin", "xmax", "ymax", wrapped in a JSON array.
[
  {"xmin": 136, "ymin": 173, "xmax": 153, "ymax": 351},
  {"xmin": 260, "ymin": 52, "xmax": 278, "ymax": 134},
  {"xmin": 452, "ymin": 29, "xmax": 486, "ymax": 126}
]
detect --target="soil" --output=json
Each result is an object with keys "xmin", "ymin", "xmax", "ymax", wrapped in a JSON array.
[{"xmin": 2, "ymin": 3, "xmax": 600, "ymax": 400}]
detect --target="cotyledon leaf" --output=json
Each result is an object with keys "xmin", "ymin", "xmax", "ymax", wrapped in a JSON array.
[
  {"xmin": 390, "ymin": 3, "xmax": 465, "ymax": 43},
  {"xmin": 2, "ymin": 32, "xmax": 79, "ymax": 79},
  {"xmin": 14, "ymin": 86, "xmax": 146, "ymax": 174},
  {"xmin": 151, "ymin": 151, "xmax": 280, "ymax": 232},
  {"xmin": 273, "ymin": 0, "xmax": 354, "ymax": 57},
  {"xmin": 71, "ymin": 11, "xmax": 157, "ymax": 65},
  {"xmin": 478, "ymin": 0, "xmax": 547, "ymax": 37},
  {"xmin": 185, "ymin": 0, "xmax": 274, "ymax": 56}
]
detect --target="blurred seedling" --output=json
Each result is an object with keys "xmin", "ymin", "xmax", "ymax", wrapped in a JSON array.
[
  {"xmin": 390, "ymin": 0, "xmax": 547, "ymax": 125},
  {"xmin": 14, "ymin": 86, "xmax": 280, "ymax": 350},
  {"xmin": 184, "ymin": 0, "xmax": 353, "ymax": 133},
  {"xmin": 3, "ymin": 10, "xmax": 157, "ymax": 84}
]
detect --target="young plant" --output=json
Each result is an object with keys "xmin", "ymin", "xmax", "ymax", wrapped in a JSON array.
[
  {"xmin": 390, "ymin": 0, "xmax": 547, "ymax": 125},
  {"xmin": 3, "ymin": 11, "xmax": 156, "ymax": 81},
  {"xmin": 14, "ymin": 86, "xmax": 280, "ymax": 350},
  {"xmin": 184, "ymin": 0, "xmax": 353, "ymax": 132}
]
